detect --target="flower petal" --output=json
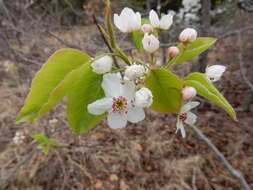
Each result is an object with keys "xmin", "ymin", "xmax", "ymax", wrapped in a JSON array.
[
  {"xmin": 107, "ymin": 112, "xmax": 127, "ymax": 129},
  {"xmin": 206, "ymin": 65, "xmax": 226, "ymax": 82},
  {"xmin": 114, "ymin": 14, "xmax": 126, "ymax": 33},
  {"xmin": 102, "ymin": 73, "xmax": 121, "ymax": 98},
  {"xmin": 135, "ymin": 12, "xmax": 142, "ymax": 30},
  {"xmin": 120, "ymin": 81, "xmax": 135, "ymax": 100},
  {"xmin": 126, "ymin": 107, "xmax": 145, "ymax": 123},
  {"xmin": 176, "ymin": 119, "xmax": 186, "ymax": 138},
  {"xmin": 160, "ymin": 14, "xmax": 173, "ymax": 30},
  {"xmin": 149, "ymin": 10, "xmax": 160, "ymax": 28},
  {"xmin": 185, "ymin": 112, "xmax": 197, "ymax": 125},
  {"xmin": 180, "ymin": 101, "xmax": 200, "ymax": 113},
  {"xmin": 87, "ymin": 98, "xmax": 112, "ymax": 115}
]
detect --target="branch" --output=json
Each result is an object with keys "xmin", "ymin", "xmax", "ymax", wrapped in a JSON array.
[
  {"xmin": 188, "ymin": 124, "xmax": 252, "ymax": 190},
  {"xmin": 93, "ymin": 14, "xmax": 120, "ymax": 69},
  {"xmin": 47, "ymin": 31, "xmax": 81, "ymax": 50}
]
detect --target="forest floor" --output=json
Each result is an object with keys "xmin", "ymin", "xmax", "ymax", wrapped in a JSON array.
[{"xmin": 0, "ymin": 11, "xmax": 253, "ymax": 190}]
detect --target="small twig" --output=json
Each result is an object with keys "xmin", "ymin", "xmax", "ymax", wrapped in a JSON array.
[
  {"xmin": 237, "ymin": 31, "xmax": 253, "ymax": 92},
  {"xmin": 191, "ymin": 168, "xmax": 197, "ymax": 190},
  {"xmin": 93, "ymin": 14, "xmax": 120, "ymax": 69},
  {"xmin": 0, "ymin": 148, "xmax": 38, "ymax": 189},
  {"xmin": 188, "ymin": 124, "xmax": 252, "ymax": 190},
  {"xmin": 47, "ymin": 31, "xmax": 81, "ymax": 50}
]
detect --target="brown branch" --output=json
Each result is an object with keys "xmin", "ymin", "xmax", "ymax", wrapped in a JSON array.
[
  {"xmin": 47, "ymin": 31, "xmax": 81, "ymax": 50},
  {"xmin": 188, "ymin": 124, "xmax": 252, "ymax": 190},
  {"xmin": 93, "ymin": 14, "xmax": 120, "ymax": 69}
]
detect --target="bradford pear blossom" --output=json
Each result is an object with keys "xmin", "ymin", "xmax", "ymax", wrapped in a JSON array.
[
  {"xmin": 167, "ymin": 46, "xmax": 180, "ymax": 58},
  {"xmin": 182, "ymin": 86, "xmax": 197, "ymax": 100},
  {"xmin": 179, "ymin": 28, "xmax": 197, "ymax": 43},
  {"xmin": 125, "ymin": 64, "xmax": 145, "ymax": 80},
  {"xmin": 176, "ymin": 101, "xmax": 199, "ymax": 138},
  {"xmin": 141, "ymin": 24, "xmax": 153, "ymax": 34},
  {"xmin": 91, "ymin": 56, "xmax": 113, "ymax": 74},
  {"xmin": 142, "ymin": 33, "xmax": 160, "ymax": 53},
  {"xmin": 114, "ymin": 7, "xmax": 141, "ymax": 33},
  {"xmin": 149, "ymin": 10, "xmax": 173, "ymax": 30},
  {"xmin": 88, "ymin": 73, "xmax": 145, "ymax": 129},
  {"xmin": 135, "ymin": 87, "xmax": 153, "ymax": 108},
  {"xmin": 205, "ymin": 65, "xmax": 226, "ymax": 82}
]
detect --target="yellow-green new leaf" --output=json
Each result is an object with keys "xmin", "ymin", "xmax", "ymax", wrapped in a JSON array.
[
  {"xmin": 16, "ymin": 49, "xmax": 91, "ymax": 123},
  {"xmin": 67, "ymin": 65, "xmax": 105, "ymax": 134},
  {"xmin": 145, "ymin": 68, "xmax": 183, "ymax": 113},
  {"xmin": 184, "ymin": 73, "xmax": 237, "ymax": 120},
  {"xmin": 168, "ymin": 38, "xmax": 217, "ymax": 66}
]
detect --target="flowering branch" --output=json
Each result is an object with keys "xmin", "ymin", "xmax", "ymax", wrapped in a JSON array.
[{"xmin": 188, "ymin": 123, "xmax": 252, "ymax": 190}]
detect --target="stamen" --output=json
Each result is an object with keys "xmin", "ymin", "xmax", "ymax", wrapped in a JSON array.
[
  {"xmin": 112, "ymin": 96, "xmax": 128, "ymax": 113},
  {"xmin": 179, "ymin": 113, "xmax": 187, "ymax": 121}
]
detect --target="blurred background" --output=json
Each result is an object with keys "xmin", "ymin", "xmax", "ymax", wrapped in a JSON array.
[{"xmin": 0, "ymin": 0, "xmax": 252, "ymax": 189}]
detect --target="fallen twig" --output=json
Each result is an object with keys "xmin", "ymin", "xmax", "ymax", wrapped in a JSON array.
[{"xmin": 188, "ymin": 124, "xmax": 252, "ymax": 190}]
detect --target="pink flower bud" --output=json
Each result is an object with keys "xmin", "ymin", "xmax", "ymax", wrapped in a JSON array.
[
  {"xmin": 141, "ymin": 24, "xmax": 152, "ymax": 34},
  {"xmin": 167, "ymin": 46, "xmax": 179, "ymax": 58},
  {"xmin": 182, "ymin": 86, "xmax": 197, "ymax": 100},
  {"xmin": 179, "ymin": 28, "xmax": 197, "ymax": 43}
]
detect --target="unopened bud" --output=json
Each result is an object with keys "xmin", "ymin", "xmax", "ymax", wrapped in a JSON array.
[
  {"xmin": 182, "ymin": 86, "xmax": 197, "ymax": 100},
  {"xmin": 142, "ymin": 33, "xmax": 160, "ymax": 53},
  {"xmin": 179, "ymin": 28, "xmax": 197, "ymax": 43},
  {"xmin": 91, "ymin": 56, "xmax": 113, "ymax": 74},
  {"xmin": 141, "ymin": 24, "xmax": 152, "ymax": 34},
  {"xmin": 167, "ymin": 46, "xmax": 180, "ymax": 58},
  {"xmin": 135, "ymin": 87, "xmax": 153, "ymax": 108},
  {"xmin": 125, "ymin": 64, "xmax": 145, "ymax": 80}
]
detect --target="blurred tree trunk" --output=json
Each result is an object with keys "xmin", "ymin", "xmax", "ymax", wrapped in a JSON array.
[{"xmin": 193, "ymin": 0, "xmax": 211, "ymax": 73}]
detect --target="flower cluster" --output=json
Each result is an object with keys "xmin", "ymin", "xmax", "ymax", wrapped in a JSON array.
[
  {"xmin": 88, "ymin": 7, "xmax": 227, "ymax": 137},
  {"xmin": 88, "ymin": 73, "xmax": 152, "ymax": 129}
]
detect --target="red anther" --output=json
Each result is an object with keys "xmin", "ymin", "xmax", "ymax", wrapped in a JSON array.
[{"xmin": 179, "ymin": 113, "xmax": 187, "ymax": 121}]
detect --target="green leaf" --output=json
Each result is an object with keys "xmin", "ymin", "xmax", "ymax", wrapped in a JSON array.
[
  {"xmin": 67, "ymin": 65, "xmax": 105, "ymax": 134},
  {"xmin": 145, "ymin": 68, "xmax": 183, "ymax": 113},
  {"xmin": 184, "ymin": 72, "xmax": 237, "ymax": 120},
  {"xmin": 131, "ymin": 31, "xmax": 144, "ymax": 52},
  {"xmin": 15, "ymin": 49, "xmax": 91, "ymax": 123},
  {"xmin": 168, "ymin": 38, "xmax": 217, "ymax": 66},
  {"xmin": 37, "ymin": 63, "xmax": 90, "ymax": 120},
  {"xmin": 32, "ymin": 134, "xmax": 59, "ymax": 155}
]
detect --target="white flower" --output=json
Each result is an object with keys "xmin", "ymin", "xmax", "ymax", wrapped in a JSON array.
[
  {"xmin": 13, "ymin": 131, "xmax": 26, "ymax": 145},
  {"xmin": 149, "ymin": 10, "xmax": 173, "ymax": 30},
  {"xmin": 142, "ymin": 33, "xmax": 160, "ymax": 53},
  {"xmin": 88, "ymin": 73, "xmax": 145, "ymax": 129},
  {"xmin": 91, "ymin": 56, "xmax": 113, "ymax": 74},
  {"xmin": 176, "ymin": 101, "xmax": 199, "ymax": 138},
  {"xmin": 182, "ymin": 86, "xmax": 197, "ymax": 100},
  {"xmin": 141, "ymin": 24, "xmax": 153, "ymax": 34},
  {"xmin": 167, "ymin": 46, "xmax": 180, "ymax": 58},
  {"xmin": 125, "ymin": 64, "xmax": 145, "ymax": 80},
  {"xmin": 179, "ymin": 28, "xmax": 197, "ymax": 43},
  {"xmin": 135, "ymin": 87, "xmax": 153, "ymax": 108},
  {"xmin": 205, "ymin": 65, "xmax": 226, "ymax": 82},
  {"xmin": 114, "ymin": 7, "xmax": 141, "ymax": 33}
]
